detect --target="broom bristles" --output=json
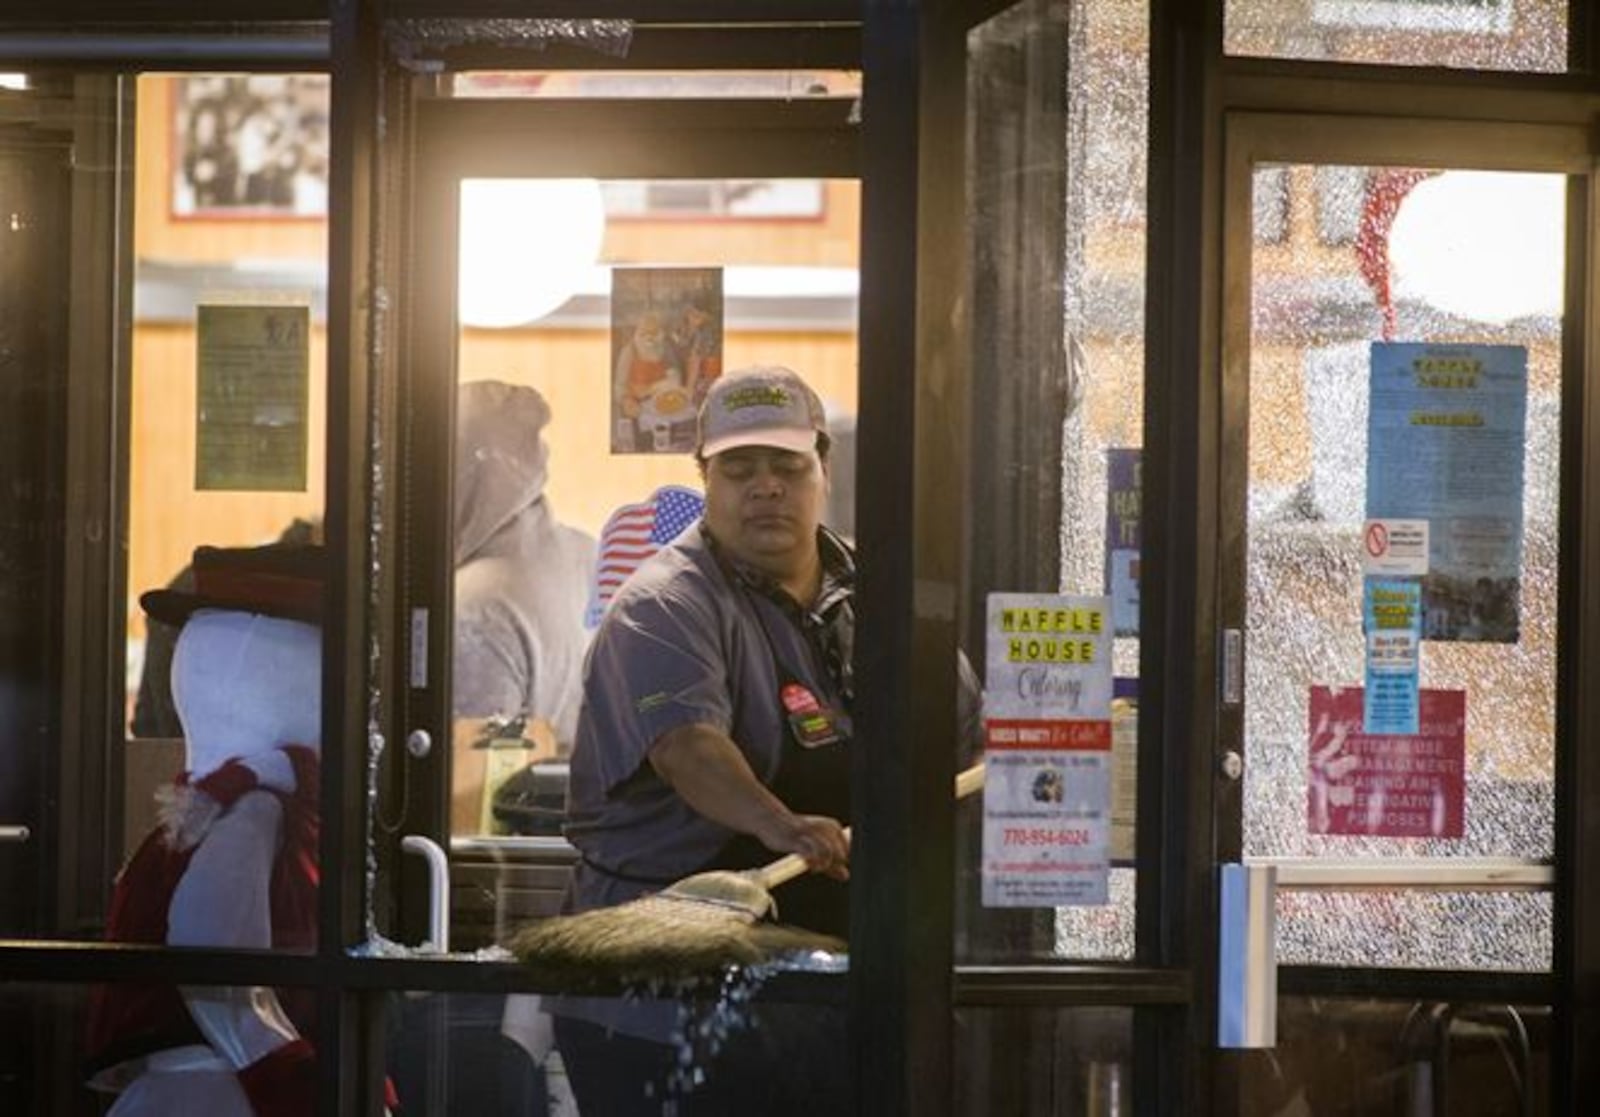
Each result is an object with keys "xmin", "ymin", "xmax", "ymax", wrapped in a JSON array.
[
  {"xmin": 511, "ymin": 873, "xmax": 842, "ymax": 984},
  {"xmin": 660, "ymin": 869, "xmax": 775, "ymax": 917}
]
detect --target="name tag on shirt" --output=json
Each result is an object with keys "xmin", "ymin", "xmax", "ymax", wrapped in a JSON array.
[{"xmin": 780, "ymin": 682, "xmax": 843, "ymax": 749}]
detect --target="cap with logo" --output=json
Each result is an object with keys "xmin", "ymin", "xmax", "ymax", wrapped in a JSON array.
[{"xmin": 695, "ymin": 365, "xmax": 828, "ymax": 459}]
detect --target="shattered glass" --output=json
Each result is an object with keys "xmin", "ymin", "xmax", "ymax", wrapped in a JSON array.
[
  {"xmin": 1060, "ymin": 0, "xmax": 1149, "ymax": 962},
  {"xmin": 1276, "ymin": 891, "xmax": 1551, "ymax": 970},
  {"xmin": 1245, "ymin": 163, "xmax": 1561, "ymax": 969},
  {"xmin": 1054, "ymin": 0, "xmax": 1149, "ymax": 963},
  {"xmin": 1057, "ymin": 0, "xmax": 1148, "ymax": 640},
  {"xmin": 387, "ymin": 18, "xmax": 634, "ymax": 71},
  {"xmin": 1225, "ymin": 0, "xmax": 1567, "ymax": 72},
  {"xmin": 1055, "ymin": 869, "xmax": 1137, "ymax": 960}
]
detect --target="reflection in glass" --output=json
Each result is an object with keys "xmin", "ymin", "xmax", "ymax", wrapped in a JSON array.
[
  {"xmin": 955, "ymin": 1007, "xmax": 1133, "ymax": 1116},
  {"xmin": 387, "ymin": 988, "xmax": 853, "ymax": 1117},
  {"xmin": 1, "ymin": 982, "xmax": 308, "ymax": 1116},
  {"xmin": 1227, "ymin": 996, "xmax": 1549, "ymax": 1114}
]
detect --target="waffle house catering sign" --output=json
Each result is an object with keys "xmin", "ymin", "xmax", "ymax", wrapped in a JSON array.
[{"xmin": 981, "ymin": 594, "xmax": 1114, "ymax": 907}]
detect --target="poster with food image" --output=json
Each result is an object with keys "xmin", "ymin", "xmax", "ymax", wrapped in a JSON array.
[{"xmin": 610, "ymin": 267, "xmax": 724, "ymax": 454}]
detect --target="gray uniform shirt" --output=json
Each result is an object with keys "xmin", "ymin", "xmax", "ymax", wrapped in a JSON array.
[
  {"xmin": 563, "ymin": 522, "xmax": 854, "ymax": 913},
  {"xmin": 453, "ymin": 505, "xmax": 595, "ymax": 747}
]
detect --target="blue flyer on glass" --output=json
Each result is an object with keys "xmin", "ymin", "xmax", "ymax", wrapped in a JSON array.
[
  {"xmin": 1363, "ymin": 577, "xmax": 1422, "ymax": 734},
  {"xmin": 1365, "ymin": 342, "xmax": 1527, "ymax": 643}
]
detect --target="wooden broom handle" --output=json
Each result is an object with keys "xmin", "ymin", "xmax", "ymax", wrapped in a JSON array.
[{"xmin": 756, "ymin": 761, "xmax": 987, "ymax": 891}]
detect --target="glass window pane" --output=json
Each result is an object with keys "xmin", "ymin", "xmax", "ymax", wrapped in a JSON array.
[
  {"xmin": 121, "ymin": 73, "xmax": 328, "ymax": 957},
  {"xmin": 959, "ymin": 0, "xmax": 1149, "ymax": 965},
  {"xmin": 128, "ymin": 74, "xmax": 329, "ymax": 700},
  {"xmin": 1244, "ymin": 164, "xmax": 1562, "ymax": 969},
  {"xmin": 1277, "ymin": 890, "xmax": 1551, "ymax": 969},
  {"xmin": 0, "ymin": 69, "xmax": 330, "ymax": 947},
  {"xmin": 386, "ymin": 987, "xmax": 851, "ymax": 1115},
  {"xmin": 0, "ymin": 71, "xmax": 106, "ymax": 941},
  {"xmin": 955, "ymin": 1007, "xmax": 1134, "ymax": 1116},
  {"xmin": 0, "ymin": 981, "xmax": 319, "ymax": 1114},
  {"xmin": 1225, "ymin": 0, "xmax": 1568, "ymax": 72},
  {"xmin": 1226, "ymin": 996, "xmax": 1550, "ymax": 1113},
  {"xmin": 447, "ymin": 176, "xmax": 860, "ymax": 946}
]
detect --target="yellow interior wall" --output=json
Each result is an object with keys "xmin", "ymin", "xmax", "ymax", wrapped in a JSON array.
[
  {"xmin": 459, "ymin": 327, "xmax": 857, "ymax": 540},
  {"xmin": 128, "ymin": 324, "xmax": 330, "ymax": 640},
  {"xmin": 127, "ymin": 75, "xmax": 861, "ymax": 638}
]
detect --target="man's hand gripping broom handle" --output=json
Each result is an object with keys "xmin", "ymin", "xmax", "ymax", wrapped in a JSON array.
[{"xmin": 755, "ymin": 761, "xmax": 988, "ymax": 891}]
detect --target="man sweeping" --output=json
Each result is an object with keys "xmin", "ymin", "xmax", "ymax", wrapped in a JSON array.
[{"xmin": 557, "ymin": 365, "xmax": 857, "ymax": 1112}]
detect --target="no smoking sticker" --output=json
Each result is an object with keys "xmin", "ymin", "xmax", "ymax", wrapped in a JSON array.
[
  {"xmin": 1364, "ymin": 522, "xmax": 1388, "ymax": 557},
  {"xmin": 1362, "ymin": 518, "xmax": 1429, "ymax": 576}
]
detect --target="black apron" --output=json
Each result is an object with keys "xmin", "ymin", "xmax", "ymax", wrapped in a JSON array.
[
  {"xmin": 576, "ymin": 543, "xmax": 854, "ymax": 937},
  {"xmin": 700, "ymin": 705, "xmax": 850, "ymax": 936},
  {"xmin": 699, "ymin": 573, "xmax": 852, "ymax": 938}
]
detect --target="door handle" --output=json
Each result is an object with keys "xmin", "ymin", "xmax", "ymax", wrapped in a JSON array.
[
  {"xmin": 1218, "ymin": 862, "xmax": 1277, "ymax": 1049},
  {"xmin": 0, "ymin": 825, "xmax": 30, "ymax": 843},
  {"xmin": 401, "ymin": 834, "xmax": 451, "ymax": 953}
]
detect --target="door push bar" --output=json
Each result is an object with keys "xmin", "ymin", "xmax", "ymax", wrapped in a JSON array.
[
  {"xmin": 1218, "ymin": 862, "xmax": 1277, "ymax": 1049},
  {"xmin": 1216, "ymin": 856, "xmax": 1551, "ymax": 1051}
]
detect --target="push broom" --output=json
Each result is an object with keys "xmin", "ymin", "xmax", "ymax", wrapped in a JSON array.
[{"xmin": 513, "ymin": 761, "xmax": 988, "ymax": 982}]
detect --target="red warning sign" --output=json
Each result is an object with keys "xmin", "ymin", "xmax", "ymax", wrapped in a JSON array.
[
  {"xmin": 1365, "ymin": 521, "xmax": 1389, "ymax": 558},
  {"xmin": 1361, "ymin": 518, "xmax": 1429, "ymax": 576}
]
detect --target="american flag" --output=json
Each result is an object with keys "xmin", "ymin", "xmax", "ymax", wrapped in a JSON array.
[{"xmin": 585, "ymin": 485, "xmax": 704, "ymax": 628}]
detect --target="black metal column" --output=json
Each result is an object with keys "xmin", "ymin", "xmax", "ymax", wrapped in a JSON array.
[
  {"xmin": 1137, "ymin": 1, "xmax": 1224, "ymax": 1115},
  {"xmin": 855, "ymin": 1, "xmax": 965, "ymax": 1114},
  {"xmin": 325, "ymin": 0, "xmax": 385, "ymax": 1111}
]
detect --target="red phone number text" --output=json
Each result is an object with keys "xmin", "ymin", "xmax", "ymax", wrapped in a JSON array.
[{"xmin": 1002, "ymin": 827, "xmax": 1092, "ymax": 847}]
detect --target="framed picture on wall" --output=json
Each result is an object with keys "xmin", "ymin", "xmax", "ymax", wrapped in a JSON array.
[
  {"xmin": 610, "ymin": 267, "xmax": 725, "ymax": 454},
  {"xmin": 171, "ymin": 75, "xmax": 331, "ymax": 218}
]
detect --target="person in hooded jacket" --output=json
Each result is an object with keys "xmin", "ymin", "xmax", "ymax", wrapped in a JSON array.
[{"xmin": 451, "ymin": 379, "xmax": 597, "ymax": 820}]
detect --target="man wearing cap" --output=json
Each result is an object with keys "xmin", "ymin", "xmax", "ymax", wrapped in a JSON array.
[
  {"xmin": 557, "ymin": 365, "xmax": 855, "ymax": 1112},
  {"xmin": 566, "ymin": 364, "xmax": 851, "ymax": 929}
]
